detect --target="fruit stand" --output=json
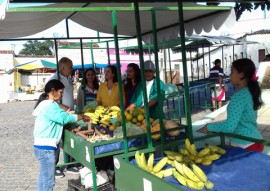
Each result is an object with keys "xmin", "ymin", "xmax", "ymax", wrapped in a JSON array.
[{"xmin": 114, "ymin": 134, "xmax": 270, "ymax": 191}]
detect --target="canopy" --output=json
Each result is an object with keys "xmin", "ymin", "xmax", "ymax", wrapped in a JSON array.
[
  {"xmin": 2, "ymin": 3, "xmax": 235, "ymax": 42},
  {"xmin": 14, "ymin": 59, "xmax": 57, "ymax": 70},
  {"xmin": 73, "ymin": 63, "xmax": 116, "ymax": 69}
]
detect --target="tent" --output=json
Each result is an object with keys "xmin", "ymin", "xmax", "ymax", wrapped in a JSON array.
[
  {"xmin": 1, "ymin": 3, "xmax": 235, "ymax": 42},
  {"xmin": 73, "ymin": 63, "xmax": 115, "ymax": 70},
  {"xmin": 7, "ymin": 59, "xmax": 56, "ymax": 74}
]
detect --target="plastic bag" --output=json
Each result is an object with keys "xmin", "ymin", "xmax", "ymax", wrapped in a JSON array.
[
  {"xmin": 83, "ymin": 101, "xmax": 98, "ymax": 112},
  {"xmin": 164, "ymin": 83, "xmax": 179, "ymax": 99},
  {"xmin": 114, "ymin": 123, "xmax": 144, "ymax": 138},
  {"xmin": 84, "ymin": 170, "xmax": 109, "ymax": 188}
]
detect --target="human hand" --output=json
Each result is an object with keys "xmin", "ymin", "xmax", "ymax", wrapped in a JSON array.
[
  {"xmin": 82, "ymin": 115, "xmax": 91, "ymax": 122},
  {"xmin": 67, "ymin": 108, "xmax": 75, "ymax": 114},
  {"xmin": 199, "ymin": 125, "xmax": 212, "ymax": 134}
]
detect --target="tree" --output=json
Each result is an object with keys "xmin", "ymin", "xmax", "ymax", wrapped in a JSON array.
[{"xmin": 19, "ymin": 40, "xmax": 54, "ymax": 56}]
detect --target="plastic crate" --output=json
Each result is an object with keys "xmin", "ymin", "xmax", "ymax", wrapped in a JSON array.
[{"xmin": 68, "ymin": 178, "xmax": 115, "ymax": 191}]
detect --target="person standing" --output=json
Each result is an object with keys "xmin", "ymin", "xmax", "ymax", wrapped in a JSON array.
[
  {"xmin": 76, "ymin": 68, "xmax": 99, "ymax": 109},
  {"xmin": 209, "ymin": 59, "xmax": 225, "ymax": 109},
  {"xmin": 129, "ymin": 60, "xmax": 165, "ymax": 119},
  {"xmin": 124, "ymin": 63, "xmax": 141, "ymax": 109},
  {"xmin": 33, "ymin": 79, "xmax": 90, "ymax": 191},
  {"xmin": 96, "ymin": 65, "xmax": 122, "ymax": 107},
  {"xmin": 202, "ymin": 58, "xmax": 264, "ymax": 152},
  {"xmin": 47, "ymin": 57, "xmax": 77, "ymax": 177}
]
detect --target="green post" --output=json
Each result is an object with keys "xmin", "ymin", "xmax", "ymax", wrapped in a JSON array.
[
  {"xmin": 151, "ymin": 10, "xmax": 165, "ymax": 148},
  {"xmin": 178, "ymin": 1, "xmax": 193, "ymax": 141},
  {"xmin": 168, "ymin": 48, "xmax": 173, "ymax": 83},
  {"xmin": 106, "ymin": 41, "xmax": 111, "ymax": 65},
  {"xmin": 90, "ymin": 43, "xmax": 95, "ymax": 69},
  {"xmin": 112, "ymin": 10, "xmax": 128, "ymax": 156},
  {"xmin": 164, "ymin": 49, "xmax": 167, "ymax": 83},
  {"xmin": 80, "ymin": 39, "xmax": 86, "ymax": 106},
  {"xmin": 134, "ymin": 2, "xmax": 153, "ymax": 148}
]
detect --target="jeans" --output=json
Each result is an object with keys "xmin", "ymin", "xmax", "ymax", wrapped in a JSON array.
[{"xmin": 34, "ymin": 147, "xmax": 56, "ymax": 191}]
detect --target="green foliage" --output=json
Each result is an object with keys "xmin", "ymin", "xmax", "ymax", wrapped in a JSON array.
[{"xmin": 19, "ymin": 40, "xmax": 54, "ymax": 56}]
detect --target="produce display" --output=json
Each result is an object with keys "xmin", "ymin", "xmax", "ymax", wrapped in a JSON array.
[{"xmin": 134, "ymin": 139, "xmax": 227, "ymax": 190}]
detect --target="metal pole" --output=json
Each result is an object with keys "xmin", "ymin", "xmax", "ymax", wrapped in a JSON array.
[
  {"xmin": 134, "ymin": 2, "xmax": 153, "ymax": 148},
  {"xmin": 112, "ymin": 10, "xmax": 128, "ymax": 155},
  {"xmin": 106, "ymin": 41, "xmax": 111, "ymax": 65},
  {"xmin": 80, "ymin": 39, "xmax": 86, "ymax": 106},
  {"xmin": 178, "ymin": 1, "xmax": 193, "ymax": 141}
]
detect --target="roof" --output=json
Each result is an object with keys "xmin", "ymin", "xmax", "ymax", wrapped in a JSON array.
[{"xmin": 2, "ymin": 3, "xmax": 235, "ymax": 43}]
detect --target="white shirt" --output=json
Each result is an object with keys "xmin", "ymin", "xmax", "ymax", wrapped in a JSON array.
[
  {"xmin": 142, "ymin": 79, "xmax": 154, "ymax": 106},
  {"xmin": 48, "ymin": 72, "xmax": 74, "ymax": 110}
]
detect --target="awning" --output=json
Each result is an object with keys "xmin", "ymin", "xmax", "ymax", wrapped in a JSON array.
[
  {"xmin": 14, "ymin": 59, "xmax": 57, "ymax": 70},
  {"xmin": 2, "ymin": 3, "xmax": 235, "ymax": 42}
]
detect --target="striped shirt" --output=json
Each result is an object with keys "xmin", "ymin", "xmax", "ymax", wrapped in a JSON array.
[{"xmin": 209, "ymin": 66, "xmax": 224, "ymax": 84}]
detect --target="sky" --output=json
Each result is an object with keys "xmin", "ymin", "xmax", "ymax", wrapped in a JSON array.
[{"xmin": 0, "ymin": 3, "xmax": 270, "ymax": 54}]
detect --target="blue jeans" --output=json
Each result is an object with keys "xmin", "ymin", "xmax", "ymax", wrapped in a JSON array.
[{"xmin": 34, "ymin": 147, "xmax": 56, "ymax": 191}]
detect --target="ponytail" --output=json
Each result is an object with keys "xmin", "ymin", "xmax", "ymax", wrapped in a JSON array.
[
  {"xmin": 247, "ymin": 80, "xmax": 263, "ymax": 110},
  {"xmin": 232, "ymin": 58, "xmax": 263, "ymax": 110},
  {"xmin": 34, "ymin": 92, "xmax": 48, "ymax": 109}
]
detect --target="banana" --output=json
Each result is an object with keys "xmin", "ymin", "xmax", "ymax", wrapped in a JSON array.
[
  {"xmin": 147, "ymin": 153, "xmax": 154, "ymax": 172},
  {"xmin": 174, "ymin": 160, "xmax": 187, "ymax": 178},
  {"xmin": 190, "ymin": 144, "xmax": 198, "ymax": 156},
  {"xmin": 182, "ymin": 163, "xmax": 201, "ymax": 182},
  {"xmin": 185, "ymin": 138, "xmax": 192, "ymax": 151},
  {"xmin": 162, "ymin": 168, "xmax": 174, "ymax": 177},
  {"xmin": 198, "ymin": 148, "xmax": 211, "ymax": 158},
  {"xmin": 191, "ymin": 163, "xmax": 207, "ymax": 183},
  {"xmin": 153, "ymin": 157, "xmax": 168, "ymax": 173},
  {"xmin": 204, "ymin": 154, "xmax": 221, "ymax": 161},
  {"xmin": 208, "ymin": 145, "xmax": 226, "ymax": 155},
  {"xmin": 140, "ymin": 153, "xmax": 148, "ymax": 171},
  {"xmin": 135, "ymin": 151, "xmax": 141, "ymax": 168},
  {"xmin": 202, "ymin": 159, "xmax": 212, "ymax": 166},
  {"xmin": 110, "ymin": 106, "xmax": 120, "ymax": 111},
  {"xmin": 173, "ymin": 169, "xmax": 188, "ymax": 186},
  {"xmin": 186, "ymin": 179, "xmax": 204, "ymax": 190},
  {"xmin": 205, "ymin": 180, "xmax": 214, "ymax": 190},
  {"xmin": 194, "ymin": 157, "xmax": 203, "ymax": 164}
]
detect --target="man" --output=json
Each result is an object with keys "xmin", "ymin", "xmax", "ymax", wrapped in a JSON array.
[
  {"xmin": 209, "ymin": 59, "xmax": 225, "ymax": 109},
  {"xmin": 47, "ymin": 57, "xmax": 78, "ymax": 177}
]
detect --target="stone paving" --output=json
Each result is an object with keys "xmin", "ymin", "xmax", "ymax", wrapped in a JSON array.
[{"xmin": 0, "ymin": 101, "xmax": 269, "ymax": 191}]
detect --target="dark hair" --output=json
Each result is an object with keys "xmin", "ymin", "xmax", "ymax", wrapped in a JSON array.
[
  {"xmin": 232, "ymin": 58, "xmax": 263, "ymax": 110},
  {"xmin": 214, "ymin": 59, "xmax": 221, "ymax": 65},
  {"xmin": 125, "ymin": 63, "xmax": 141, "ymax": 88},
  {"xmin": 34, "ymin": 79, "xmax": 65, "ymax": 109},
  {"xmin": 106, "ymin": 65, "xmax": 118, "ymax": 83},
  {"xmin": 83, "ymin": 68, "xmax": 99, "ymax": 90}
]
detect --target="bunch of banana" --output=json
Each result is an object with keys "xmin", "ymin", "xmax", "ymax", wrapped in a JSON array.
[
  {"xmin": 84, "ymin": 112, "xmax": 99, "ymax": 124},
  {"xmin": 173, "ymin": 161, "xmax": 214, "ymax": 190},
  {"xmin": 135, "ymin": 151, "xmax": 172, "ymax": 178},
  {"xmin": 180, "ymin": 139, "xmax": 226, "ymax": 166}
]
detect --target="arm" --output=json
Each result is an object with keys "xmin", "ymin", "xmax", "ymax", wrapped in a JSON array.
[
  {"xmin": 76, "ymin": 85, "xmax": 84, "ymax": 109},
  {"xmin": 207, "ymin": 95, "xmax": 244, "ymax": 133}
]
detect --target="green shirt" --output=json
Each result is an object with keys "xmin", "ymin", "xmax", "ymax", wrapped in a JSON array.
[
  {"xmin": 208, "ymin": 87, "xmax": 263, "ymax": 145},
  {"xmin": 130, "ymin": 78, "xmax": 165, "ymax": 119}
]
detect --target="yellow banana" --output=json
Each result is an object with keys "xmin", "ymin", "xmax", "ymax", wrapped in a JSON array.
[
  {"xmin": 185, "ymin": 138, "xmax": 192, "ymax": 150},
  {"xmin": 140, "ymin": 153, "xmax": 148, "ymax": 171},
  {"xmin": 182, "ymin": 163, "xmax": 201, "ymax": 182},
  {"xmin": 173, "ymin": 169, "xmax": 188, "ymax": 186},
  {"xmin": 135, "ymin": 151, "xmax": 141, "ymax": 168},
  {"xmin": 194, "ymin": 157, "xmax": 203, "ymax": 164},
  {"xmin": 191, "ymin": 163, "xmax": 207, "ymax": 183},
  {"xmin": 147, "ymin": 153, "xmax": 154, "ymax": 172},
  {"xmin": 162, "ymin": 168, "xmax": 174, "ymax": 177},
  {"xmin": 110, "ymin": 106, "xmax": 120, "ymax": 111},
  {"xmin": 153, "ymin": 157, "xmax": 168, "ymax": 173},
  {"xmin": 198, "ymin": 148, "xmax": 211, "ymax": 158},
  {"xmin": 208, "ymin": 145, "xmax": 226, "ymax": 155},
  {"xmin": 190, "ymin": 144, "xmax": 198, "ymax": 156},
  {"xmin": 186, "ymin": 179, "xmax": 204, "ymax": 190},
  {"xmin": 202, "ymin": 159, "xmax": 212, "ymax": 166},
  {"xmin": 174, "ymin": 161, "xmax": 187, "ymax": 178},
  {"xmin": 205, "ymin": 180, "xmax": 214, "ymax": 190},
  {"xmin": 204, "ymin": 154, "xmax": 221, "ymax": 161}
]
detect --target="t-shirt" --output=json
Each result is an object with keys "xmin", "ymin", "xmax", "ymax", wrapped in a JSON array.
[
  {"xmin": 209, "ymin": 65, "xmax": 224, "ymax": 84},
  {"xmin": 207, "ymin": 87, "xmax": 263, "ymax": 145}
]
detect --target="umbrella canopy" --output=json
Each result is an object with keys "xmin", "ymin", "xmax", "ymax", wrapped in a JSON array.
[{"xmin": 14, "ymin": 59, "xmax": 57, "ymax": 70}]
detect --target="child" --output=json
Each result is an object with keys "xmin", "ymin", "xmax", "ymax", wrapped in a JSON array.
[
  {"xmin": 33, "ymin": 79, "xmax": 90, "ymax": 191},
  {"xmin": 202, "ymin": 58, "xmax": 264, "ymax": 152}
]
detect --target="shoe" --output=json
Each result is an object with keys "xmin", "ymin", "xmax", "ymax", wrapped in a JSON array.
[
  {"xmin": 55, "ymin": 169, "xmax": 65, "ymax": 178},
  {"xmin": 66, "ymin": 167, "xmax": 80, "ymax": 174}
]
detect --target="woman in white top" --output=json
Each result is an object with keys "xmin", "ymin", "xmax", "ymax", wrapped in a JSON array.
[{"xmin": 76, "ymin": 68, "xmax": 99, "ymax": 109}]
